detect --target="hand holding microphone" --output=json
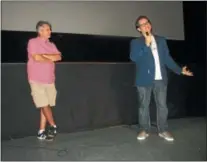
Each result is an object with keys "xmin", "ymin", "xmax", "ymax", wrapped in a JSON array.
[{"xmin": 143, "ymin": 32, "xmax": 152, "ymax": 47}]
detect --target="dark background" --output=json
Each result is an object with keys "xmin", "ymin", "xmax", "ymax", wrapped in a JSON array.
[
  {"xmin": 1, "ymin": 2, "xmax": 206, "ymax": 139},
  {"xmin": 1, "ymin": 2, "xmax": 206, "ymax": 64}
]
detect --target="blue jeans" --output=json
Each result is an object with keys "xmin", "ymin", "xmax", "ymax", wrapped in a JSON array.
[{"xmin": 137, "ymin": 80, "xmax": 168, "ymax": 133}]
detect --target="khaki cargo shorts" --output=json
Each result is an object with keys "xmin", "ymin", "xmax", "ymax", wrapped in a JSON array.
[{"xmin": 29, "ymin": 82, "xmax": 57, "ymax": 108}]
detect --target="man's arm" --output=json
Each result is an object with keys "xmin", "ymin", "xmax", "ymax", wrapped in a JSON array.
[
  {"xmin": 27, "ymin": 40, "xmax": 61, "ymax": 62},
  {"xmin": 32, "ymin": 54, "xmax": 53, "ymax": 62},
  {"xmin": 32, "ymin": 53, "xmax": 62, "ymax": 62},
  {"xmin": 27, "ymin": 40, "xmax": 52, "ymax": 62},
  {"xmin": 130, "ymin": 39, "xmax": 151, "ymax": 62},
  {"xmin": 163, "ymin": 39, "xmax": 182, "ymax": 75},
  {"xmin": 42, "ymin": 42, "xmax": 62, "ymax": 62},
  {"xmin": 42, "ymin": 53, "xmax": 62, "ymax": 62}
]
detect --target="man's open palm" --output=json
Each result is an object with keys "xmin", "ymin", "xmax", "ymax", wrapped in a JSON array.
[{"xmin": 182, "ymin": 66, "xmax": 193, "ymax": 76}]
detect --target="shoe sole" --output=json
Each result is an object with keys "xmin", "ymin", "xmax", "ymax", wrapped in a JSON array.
[
  {"xmin": 37, "ymin": 137, "xmax": 54, "ymax": 141},
  {"xmin": 45, "ymin": 138, "xmax": 54, "ymax": 142},
  {"xmin": 158, "ymin": 133, "xmax": 174, "ymax": 141},
  {"xmin": 137, "ymin": 134, "xmax": 149, "ymax": 140},
  {"xmin": 48, "ymin": 134, "xmax": 57, "ymax": 138}
]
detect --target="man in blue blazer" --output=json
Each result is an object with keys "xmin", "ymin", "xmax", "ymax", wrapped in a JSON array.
[{"xmin": 130, "ymin": 16, "xmax": 193, "ymax": 141}]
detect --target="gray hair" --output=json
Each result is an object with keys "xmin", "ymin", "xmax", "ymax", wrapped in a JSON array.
[{"xmin": 36, "ymin": 20, "xmax": 52, "ymax": 31}]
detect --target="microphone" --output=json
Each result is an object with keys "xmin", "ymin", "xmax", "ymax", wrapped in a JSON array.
[{"xmin": 145, "ymin": 32, "xmax": 151, "ymax": 46}]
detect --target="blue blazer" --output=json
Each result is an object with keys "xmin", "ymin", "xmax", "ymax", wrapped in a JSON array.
[{"xmin": 130, "ymin": 35, "xmax": 182, "ymax": 86}]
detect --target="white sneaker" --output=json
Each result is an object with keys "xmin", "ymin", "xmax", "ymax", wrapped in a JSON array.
[
  {"xmin": 37, "ymin": 131, "xmax": 53, "ymax": 141},
  {"xmin": 137, "ymin": 131, "xmax": 149, "ymax": 140},
  {"xmin": 159, "ymin": 132, "xmax": 174, "ymax": 141}
]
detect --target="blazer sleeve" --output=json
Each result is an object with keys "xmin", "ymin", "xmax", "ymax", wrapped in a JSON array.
[{"xmin": 130, "ymin": 39, "xmax": 151, "ymax": 62}]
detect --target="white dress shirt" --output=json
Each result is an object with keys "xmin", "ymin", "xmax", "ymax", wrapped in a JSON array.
[{"xmin": 150, "ymin": 35, "xmax": 162, "ymax": 80}]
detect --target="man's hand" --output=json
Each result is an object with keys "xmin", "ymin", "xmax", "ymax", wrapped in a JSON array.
[
  {"xmin": 143, "ymin": 32, "xmax": 152, "ymax": 47},
  {"xmin": 181, "ymin": 66, "xmax": 193, "ymax": 76}
]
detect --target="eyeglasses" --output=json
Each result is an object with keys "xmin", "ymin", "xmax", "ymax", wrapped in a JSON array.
[{"xmin": 138, "ymin": 21, "xmax": 150, "ymax": 27}]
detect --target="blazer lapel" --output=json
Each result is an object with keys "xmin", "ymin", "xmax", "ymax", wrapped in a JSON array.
[{"xmin": 154, "ymin": 35, "xmax": 160, "ymax": 49}]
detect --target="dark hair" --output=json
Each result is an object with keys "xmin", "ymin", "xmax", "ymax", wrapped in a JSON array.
[
  {"xmin": 135, "ymin": 15, "xmax": 151, "ymax": 29},
  {"xmin": 36, "ymin": 20, "xmax": 52, "ymax": 31}
]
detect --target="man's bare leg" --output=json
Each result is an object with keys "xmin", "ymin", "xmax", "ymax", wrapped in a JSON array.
[
  {"xmin": 40, "ymin": 109, "xmax": 47, "ymax": 130},
  {"xmin": 37, "ymin": 109, "xmax": 48, "ymax": 139},
  {"xmin": 41, "ymin": 105, "xmax": 57, "ymax": 138},
  {"xmin": 37, "ymin": 108, "xmax": 51, "ymax": 140},
  {"xmin": 41, "ymin": 105, "xmax": 56, "ymax": 126}
]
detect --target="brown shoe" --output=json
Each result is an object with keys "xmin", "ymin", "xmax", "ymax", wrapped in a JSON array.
[
  {"xmin": 159, "ymin": 131, "xmax": 174, "ymax": 141},
  {"xmin": 137, "ymin": 131, "xmax": 149, "ymax": 140}
]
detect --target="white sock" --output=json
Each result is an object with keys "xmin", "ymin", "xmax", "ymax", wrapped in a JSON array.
[
  {"xmin": 53, "ymin": 125, "xmax": 57, "ymax": 128},
  {"xmin": 38, "ymin": 129, "xmax": 45, "ymax": 135}
]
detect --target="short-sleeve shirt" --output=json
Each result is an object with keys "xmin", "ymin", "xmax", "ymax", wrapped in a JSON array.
[{"xmin": 27, "ymin": 37, "xmax": 60, "ymax": 84}]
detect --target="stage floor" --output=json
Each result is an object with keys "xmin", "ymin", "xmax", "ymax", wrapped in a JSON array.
[{"xmin": 1, "ymin": 117, "xmax": 206, "ymax": 161}]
